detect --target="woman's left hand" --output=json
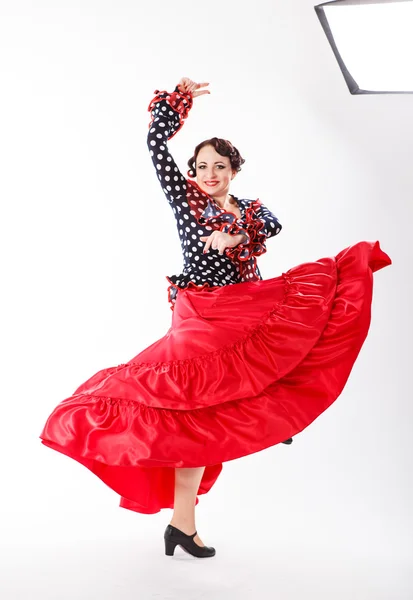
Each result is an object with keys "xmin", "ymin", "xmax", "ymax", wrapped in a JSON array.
[{"xmin": 200, "ymin": 231, "xmax": 247, "ymax": 255}]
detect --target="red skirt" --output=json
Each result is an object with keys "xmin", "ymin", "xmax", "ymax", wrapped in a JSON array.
[{"xmin": 39, "ymin": 240, "xmax": 391, "ymax": 514}]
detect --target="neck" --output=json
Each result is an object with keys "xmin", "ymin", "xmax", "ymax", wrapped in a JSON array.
[{"xmin": 212, "ymin": 193, "xmax": 232, "ymax": 208}]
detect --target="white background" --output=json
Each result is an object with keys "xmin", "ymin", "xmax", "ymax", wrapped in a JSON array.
[{"xmin": 0, "ymin": 1, "xmax": 411, "ymax": 598}]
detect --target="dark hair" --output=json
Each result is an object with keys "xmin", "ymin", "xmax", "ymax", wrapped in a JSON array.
[{"xmin": 187, "ymin": 137, "xmax": 245, "ymax": 178}]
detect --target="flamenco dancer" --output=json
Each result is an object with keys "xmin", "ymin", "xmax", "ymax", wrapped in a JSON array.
[{"xmin": 39, "ymin": 77, "xmax": 391, "ymax": 559}]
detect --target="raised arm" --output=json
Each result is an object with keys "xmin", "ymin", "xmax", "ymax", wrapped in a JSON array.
[{"xmin": 147, "ymin": 86, "xmax": 192, "ymax": 206}]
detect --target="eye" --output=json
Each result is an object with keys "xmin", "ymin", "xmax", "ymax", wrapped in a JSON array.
[{"xmin": 197, "ymin": 165, "xmax": 225, "ymax": 169}]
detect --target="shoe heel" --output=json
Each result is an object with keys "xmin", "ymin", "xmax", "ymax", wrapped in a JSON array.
[{"xmin": 165, "ymin": 538, "xmax": 177, "ymax": 556}]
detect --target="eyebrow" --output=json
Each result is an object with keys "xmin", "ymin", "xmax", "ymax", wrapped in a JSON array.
[{"xmin": 197, "ymin": 161, "xmax": 226, "ymax": 165}]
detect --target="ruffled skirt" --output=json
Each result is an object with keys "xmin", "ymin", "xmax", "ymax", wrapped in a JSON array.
[{"xmin": 39, "ymin": 240, "xmax": 391, "ymax": 514}]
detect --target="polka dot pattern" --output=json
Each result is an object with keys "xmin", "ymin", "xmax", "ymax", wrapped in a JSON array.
[{"xmin": 147, "ymin": 87, "xmax": 283, "ymax": 310}]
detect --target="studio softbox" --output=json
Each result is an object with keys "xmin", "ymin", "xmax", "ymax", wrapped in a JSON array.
[{"xmin": 314, "ymin": 0, "xmax": 413, "ymax": 94}]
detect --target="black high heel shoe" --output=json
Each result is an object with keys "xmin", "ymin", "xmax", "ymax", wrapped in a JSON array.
[
  {"xmin": 164, "ymin": 524, "xmax": 216, "ymax": 558},
  {"xmin": 282, "ymin": 437, "xmax": 293, "ymax": 444}
]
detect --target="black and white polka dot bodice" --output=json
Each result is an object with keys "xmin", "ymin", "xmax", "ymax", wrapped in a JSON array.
[{"xmin": 147, "ymin": 86, "xmax": 282, "ymax": 311}]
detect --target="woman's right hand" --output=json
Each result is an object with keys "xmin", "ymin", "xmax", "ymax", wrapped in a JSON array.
[{"xmin": 177, "ymin": 78, "xmax": 210, "ymax": 98}]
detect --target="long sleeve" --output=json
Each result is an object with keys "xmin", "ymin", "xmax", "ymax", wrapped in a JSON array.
[
  {"xmin": 254, "ymin": 202, "xmax": 282, "ymax": 240},
  {"xmin": 223, "ymin": 199, "xmax": 282, "ymax": 263},
  {"xmin": 147, "ymin": 87, "xmax": 193, "ymax": 207},
  {"xmin": 146, "ymin": 85, "xmax": 283, "ymax": 307}
]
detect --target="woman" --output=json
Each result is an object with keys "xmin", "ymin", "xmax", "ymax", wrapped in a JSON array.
[{"xmin": 39, "ymin": 77, "xmax": 392, "ymax": 559}]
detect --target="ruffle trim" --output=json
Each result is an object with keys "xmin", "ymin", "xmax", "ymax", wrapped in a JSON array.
[
  {"xmin": 70, "ymin": 261, "xmax": 339, "ymax": 412},
  {"xmin": 40, "ymin": 240, "xmax": 392, "ymax": 471},
  {"xmin": 147, "ymin": 87, "xmax": 193, "ymax": 139},
  {"xmin": 166, "ymin": 276, "xmax": 211, "ymax": 311},
  {"xmin": 187, "ymin": 180, "xmax": 267, "ymax": 263},
  {"xmin": 184, "ymin": 180, "xmax": 267, "ymax": 281},
  {"xmin": 127, "ymin": 274, "xmax": 293, "ymax": 371},
  {"xmin": 223, "ymin": 199, "xmax": 267, "ymax": 263}
]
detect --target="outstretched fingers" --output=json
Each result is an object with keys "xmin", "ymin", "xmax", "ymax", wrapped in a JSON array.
[
  {"xmin": 193, "ymin": 82, "xmax": 210, "ymax": 97},
  {"xmin": 182, "ymin": 81, "xmax": 210, "ymax": 98}
]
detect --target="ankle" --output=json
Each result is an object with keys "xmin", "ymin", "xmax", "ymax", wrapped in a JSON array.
[{"xmin": 169, "ymin": 519, "xmax": 196, "ymax": 535}]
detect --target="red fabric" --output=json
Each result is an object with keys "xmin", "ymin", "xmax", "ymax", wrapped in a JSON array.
[
  {"xmin": 166, "ymin": 278, "xmax": 211, "ymax": 312},
  {"xmin": 39, "ymin": 240, "xmax": 391, "ymax": 514}
]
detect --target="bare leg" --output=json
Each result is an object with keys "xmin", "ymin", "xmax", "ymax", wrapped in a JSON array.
[{"xmin": 169, "ymin": 466, "xmax": 206, "ymax": 547}]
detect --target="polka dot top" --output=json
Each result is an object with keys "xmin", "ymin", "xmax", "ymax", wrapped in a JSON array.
[{"xmin": 147, "ymin": 86, "xmax": 282, "ymax": 311}]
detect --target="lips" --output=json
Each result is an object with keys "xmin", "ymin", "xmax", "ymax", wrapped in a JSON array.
[{"xmin": 205, "ymin": 181, "xmax": 219, "ymax": 186}]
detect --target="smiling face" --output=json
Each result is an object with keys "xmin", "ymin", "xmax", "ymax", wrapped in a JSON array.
[{"xmin": 195, "ymin": 144, "xmax": 237, "ymax": 197}]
